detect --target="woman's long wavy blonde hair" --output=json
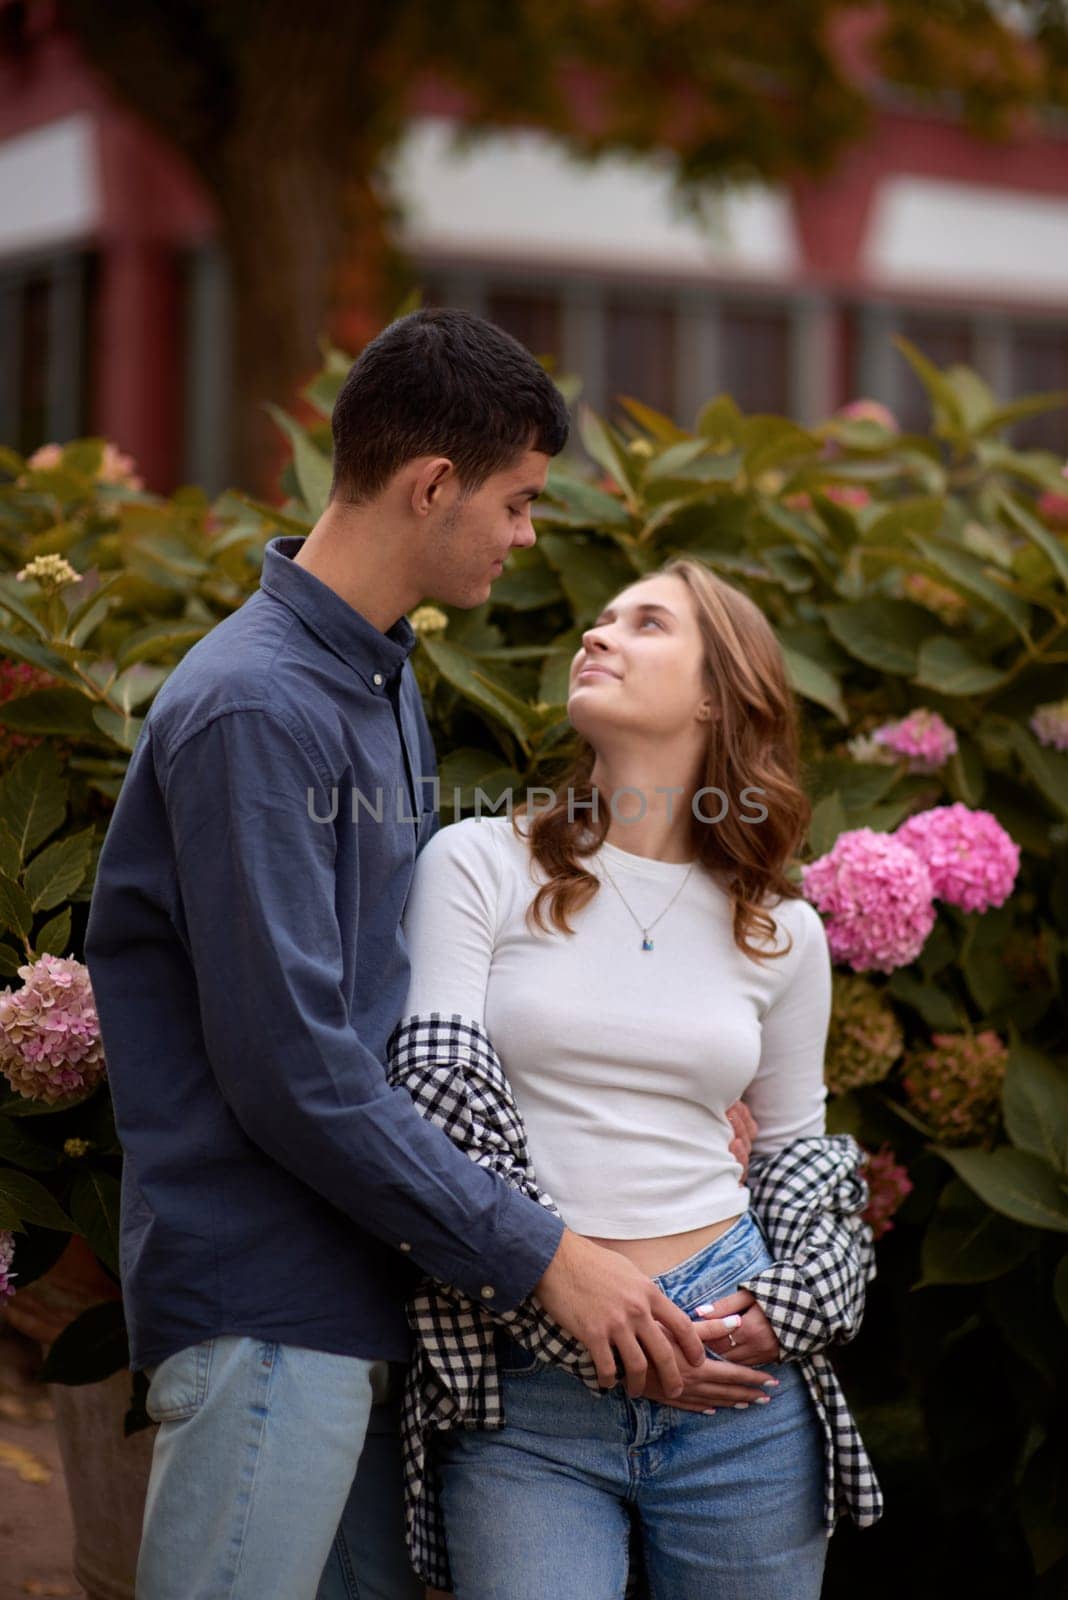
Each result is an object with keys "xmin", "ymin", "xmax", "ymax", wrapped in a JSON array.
[{"xmin": 515, "ymin": 557, "xmax": 810, "ymax": 962}]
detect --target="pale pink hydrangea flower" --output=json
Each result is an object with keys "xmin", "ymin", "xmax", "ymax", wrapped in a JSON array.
[
  {"xmin": 822, "ymin": 484, "xmax": 871, "ymax": 509},
  {"xmin": 97, "ymin": 442, "xmax": 144, "ymax": 491},
  {"xmin": 1030, "ymin": 698, "xmax": 1068, "ymax": 752},
  {"xmin": 0, "ymin": 1231, "xmax": 15, "ymax": 1302},
  {"xmin": 836, "ymin": 399, "xmax": 900, "ymax": 432},
  {"xmin": 802, "ymin": 828, "xmax": 937, "ymax": 973},
  {"xmin": 0, "ymin": 955, "xmax": 106, "ymax": 1105},
  {"xmin": 27, "ymin": 443, "xmax": 63, "ymax": 470},
  {"xmin": 895, "ymin": 804, "xmax": 1019, "ymax": 914},
  {"xmin": 860, "ymin": 1146, "xmax": 913, "ymax": 1240},
  {"xmin": 872, "ymin": 708, "xmax": 959, "ymax": 772},
  {"xmin": 1037, "ymin": 491, "xmax": 1068, "ymax": 528},
  {"xmin": 903, "ymin": 572, "xmax": 968, "ymax": 626}
]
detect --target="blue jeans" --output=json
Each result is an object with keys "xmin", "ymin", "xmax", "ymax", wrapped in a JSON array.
[
  {"xmin": 137, "ymin": 1336, "xmax": 423, "ymax": 1600},
  {"xmin": 437, "ymin": 1210, "xmax": 828, "ymax": 1599}
]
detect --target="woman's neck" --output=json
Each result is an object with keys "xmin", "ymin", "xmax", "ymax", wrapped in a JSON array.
[{"xmin": 587, "ymin": 752, "xmax": 699, "ymax": 863}]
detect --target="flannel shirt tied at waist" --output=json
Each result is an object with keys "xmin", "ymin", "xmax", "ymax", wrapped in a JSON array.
[{"xmin": 386, "ymin": 1012, "xmax": 884, "ymax": 1591}]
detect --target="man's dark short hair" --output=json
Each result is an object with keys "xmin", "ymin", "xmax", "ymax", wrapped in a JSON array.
[{"xmin": 330, "ymin": 307, "xmax": 570, "ymax": 503}]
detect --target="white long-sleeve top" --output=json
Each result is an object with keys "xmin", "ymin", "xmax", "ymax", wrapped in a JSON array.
[{"xmin": 401, "ymin": 813, "xmax": 831, "ymax": 1238}]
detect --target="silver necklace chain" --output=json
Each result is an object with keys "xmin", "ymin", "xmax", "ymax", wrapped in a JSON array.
[{"xmin": 597, "ymin": 855, "xmax": 696, "ymax": 952}]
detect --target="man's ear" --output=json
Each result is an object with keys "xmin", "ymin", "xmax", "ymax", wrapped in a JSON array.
[{"xmin": 410, "ymin": 457, "xmax": 455, "ymax": 517}]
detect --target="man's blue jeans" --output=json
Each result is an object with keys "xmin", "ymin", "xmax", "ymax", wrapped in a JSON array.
[
  {"xmin": 136, "ymin": 1336, "xmax": 423, "ymax": 1599},
  {"xmin": 437, "ymin": 1210, "xmax": 829, "ymax": 1599}
]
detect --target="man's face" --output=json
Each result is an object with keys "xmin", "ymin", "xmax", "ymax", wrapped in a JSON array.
[{"xmin": 425, "ymin": 449, "xmax": 549, "ymax": 609}]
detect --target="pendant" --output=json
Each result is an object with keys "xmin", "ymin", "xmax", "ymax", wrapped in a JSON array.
[{"xmin": 642, "ymin": 936, "xmax": 654, "ymax": 952}]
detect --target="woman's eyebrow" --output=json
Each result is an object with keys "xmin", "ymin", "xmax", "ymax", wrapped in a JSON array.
[{"xmin": 594, "ymin": 602, "xmax": 677, "ymax": 623}]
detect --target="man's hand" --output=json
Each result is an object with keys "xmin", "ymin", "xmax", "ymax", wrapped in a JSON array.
[
  {"xmin": 726, "ymin": 1100, "xmax": 759, "ymax": 1184},
  {"xmin": 534, "ymin": 1230, "xmax": 706, "ymax": 1397},
  {"xmin": 641, "ymin": 1292, "xmax": 782, "ymax": 1411}
]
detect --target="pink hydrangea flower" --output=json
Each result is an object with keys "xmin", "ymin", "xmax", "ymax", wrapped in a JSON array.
[
  {"xmin": 97, "ymin": 442, "xmax": 144, "ymax": 491},
  {"xmin": 836, "ymin": 399, "xmax": 900, "ymax": 433},
  {"xmin": 860, "ymin": 1146, "xmax": 913, "ymax": 1240},
  {"xmin": 822, "ymin": 484, "xmax": 871, "ymax": 508},
  {"xmin": 872, "ymin": 708, "xmax": 959, "ymax": 772},
  {"xmin": 902, "ymin": 1031, "xmax": 1008, "ymax": 1145},
  {"xmin": 27, "ymin": 443, "xmax": 63, "ymax": 470},
  {"xmin": 0, "ymin": 955, "xmax": 106, "ymax": 1105},
  {"xmin": 802, "ymin": 828, "xmax": 937, "ymax": 973},
  {"xmin": 895, "ymin": 804, "xmax": 1019, "ymax": 914},
  {"xmin": 1030, "ymin": 698, "xmax": 1068, "ymax": 752},
  {"xmin": 0, "ymin": 1231, "xmax": 14, "ymax": 1302},
  {"xmin": 1037, "ymin": 491, "xmax": 1068, "ymax": 528}
]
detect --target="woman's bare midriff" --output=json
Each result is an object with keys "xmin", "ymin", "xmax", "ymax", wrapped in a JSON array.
[{"xmin": 584, "ymin": 1212, "xmax": 746, "ymax": 1277}]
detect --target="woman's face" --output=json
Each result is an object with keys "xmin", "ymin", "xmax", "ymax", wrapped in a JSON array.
[{"xmin": 567, "ymin": 573, "xmax": 712, "ymax": 747}]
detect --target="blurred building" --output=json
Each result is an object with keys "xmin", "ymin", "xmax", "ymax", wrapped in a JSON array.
[{"xmin": 3, "ymin": 12, "xmax": 1068, "ymax": 492}]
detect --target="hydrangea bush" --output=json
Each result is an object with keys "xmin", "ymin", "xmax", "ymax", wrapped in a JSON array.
[{"xmin": 0, "ymin": 346, "xmax": 1065, "ymax": 1582}]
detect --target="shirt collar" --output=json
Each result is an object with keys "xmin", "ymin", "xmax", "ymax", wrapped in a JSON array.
[{"xmin": 259, "ymin": 536, "xmax": 416, "ymax": 691}]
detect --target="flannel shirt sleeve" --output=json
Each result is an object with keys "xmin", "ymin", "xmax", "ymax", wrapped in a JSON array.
[{"xmin": 739, "ymin": 1133, "xmax": 875, "ymax": 1362}]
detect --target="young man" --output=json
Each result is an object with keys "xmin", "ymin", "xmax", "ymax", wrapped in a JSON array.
[{"xmin": 85, "ymin": 309, "xmax": 748, "ymax": 1599}]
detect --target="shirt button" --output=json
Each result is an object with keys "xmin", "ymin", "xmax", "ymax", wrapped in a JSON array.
[
  {"xmin": 480, "ymin": 1285, "xmax": 496, "ymax": 1301},
  {"xmin": 373, "ymin": 672, "xmax": 384, "ymax": 687},
  {"xmin": 398, "ymin": 1241, "xmax": 412, "ymax": 1253}
]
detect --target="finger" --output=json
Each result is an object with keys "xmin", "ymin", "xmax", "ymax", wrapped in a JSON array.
[
  {"xmin": 587, "ymin": 1336, "xmax": 619, "ymax": 1391},
  {"xmin": 693, "ymin": 1314, "xmax": 745, "ymax": 1343},
  {"xmin": 695, "ymin": 1291, "xmax": 755, "ymax": 1318},
  {"xmin": 613, "ymin": 1331, "xmax": 649, "ymax": 1397},
  {"xmin": 655, "ymin": 1293, "xmax": 706, "ymax": 1367},
  {"xmin": 639, "ymin": 1317, "xmax": 691, "ymax": 1399}
]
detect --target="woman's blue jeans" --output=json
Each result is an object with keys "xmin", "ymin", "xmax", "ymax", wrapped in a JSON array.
[{"xmin": 436, "ymin": 1209, "xmax": 829, "ymax": 1599}]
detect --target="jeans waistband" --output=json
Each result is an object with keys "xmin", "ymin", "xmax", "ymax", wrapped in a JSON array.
[{"xmin": 651, "ymin": 1209, "xmax": 767, "ymax": 1301}]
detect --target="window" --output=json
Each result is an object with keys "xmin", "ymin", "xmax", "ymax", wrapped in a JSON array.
[
  {"xmin": 604, "ymin": 298, "xmax": 676, "ymax": 421},
  {"xmin": 720, "ymin": 305, "xmax": 791, "ymax": 415},
  {"xmin": 487, "ymin": 291, "xmax": 562, "ymax": 364},
  {"xmin": 0, "ymin": 253, "xmax": 93, "ymax": 456},
  {"xmin": 1009, "ymin": 325, "xmax": 1068, "ymax": 453}
]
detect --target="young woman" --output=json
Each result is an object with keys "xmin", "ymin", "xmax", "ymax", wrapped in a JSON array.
[{"xmin": 396, "ymin": 556, "xmax": 879, "ymax": 1599}]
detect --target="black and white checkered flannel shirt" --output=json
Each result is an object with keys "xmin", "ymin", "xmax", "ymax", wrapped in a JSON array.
[{"xmin": 386, "ymin": 1012, "xmax": 884, "ymax": 1591}]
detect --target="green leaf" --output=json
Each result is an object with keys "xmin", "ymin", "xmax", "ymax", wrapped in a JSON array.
[
  {"xmin": 738, "ymin": 415, "xmax": 820, "ymax": 477},
  {"xmin": 0, "ymin": 626, "xmax": 83, "ymax": 688},
  {"xmin": 110, "ymin": 663, "xmax": 169, "ymax": 714},
  {"xmin": 536, "ymin": 532, "xmax": 638, "ymax": 626},
  {"xmin": 933, "ymin": 1146, "xmax": 1068, "ymax": 1233},
  {"xmin": 0, "ymin": 872, "xmax": 33, "ymax": 942},
  {"xmin": 115, "ymin": 619, "xmax": 211, "ymax": 670},
  {"xmin": 808, "ymin": 793, "xmax": 847, "ymax": 857},
  {"xmin": 862, "ymin": 495, "xmax": 945, "ymax": 548},
  {"xmin": 23, "ymin": 827, "xmax": 94, "ymax": 912},
  {"xmin": 894, "ymin": 336, "xmax": 965, "ymax": 433},
  {"xmin": 824, "ymin": 600, "xmax": 940, "ymax": 675},
  {"xmin": 1009, "ymin": 726, "xmax": 1068, "ymax": 820},
  {"xmin": 264, "ymin": 404, "xmax": 333, "ymax": 519},
  {"xmin": 0, "ymin": 1114, "xmax": 61, "ymax": 1173},
  {"xmin": 913, "ymin": 636, "xmax": 1005, "ymax": 695},
  {"xmin": 0, "ymin": 823, "xmax": 20, "ymax": 882},
  {"xmin": 92, "ymin": 704, "xmax": 144, "ymax": 752},
  {"xmin": 539, "ymin": 469, "xmax": 632, "ymax": 532},
  {"xmin": 977, "ymin": 390, "xmax": 1068, "ymax": 437},
  {"xmin": 917, "ymin": 1177, "xmax": 1032, "ymax": 1285},
  {"xmin": 577, "ymin": 407, "xmax": 637, "ymax": 502},
  {"xmin": 487, "ymin": 550, "xmax": 564, "ymax": 611},
  {"xmin": 419, "ymin": 638, "xmax": 540, "ymax": 751},
  {"xmin": 39, "ymin": 1300, "xmax": 128, "ymax": 1386},
  {"xmin": 69, "ymin": 1167, "xmax": 122, "ymax": 1277},
  {"xmin": 0, "ymin": 1169, "xmax": 74, "ymax": 1233},
  {"xmin": 781, "ymin": 648, "xmax": 847, "ymax": 723},
  {"xmin": 0, "ymin": 745, "xmax": 66, "ymax": 864},
  {"xmin": 998, "ymin": 492, "xmax": 1068, "ymax": 590},
  {"xmin": 0, "ymin": 942, "xmax": 23, "ymax": 977},
  {"xmin": 34, "ymin": 906, "xmax": 72, "ymax": 958},
  {"xmin": 886, "ymin": 971, "xmax": 962, "ymax": 1029},
  {"xmin": 1002, "ymin": 1038, "xmax": 1068, "ymax": 1176},
  {"xmin": 908, "ymin": 534, "xmax": 1031, "ymax": 636},
  {"xmin": 0, "ymin": 687, "xmax": 100, "ymax": 739},
  {"xmin": 616, "ymin": 395, "xmax": 689, "ymax": 444},
  {"xmin": 0, "ymin": 579, "xmax": 50, "ymax": 639}
]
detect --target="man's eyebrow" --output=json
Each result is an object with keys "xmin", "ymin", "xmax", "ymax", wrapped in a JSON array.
[{"xmin": 513, "ymin": 486, "xmax": 542, "ymax": 500}]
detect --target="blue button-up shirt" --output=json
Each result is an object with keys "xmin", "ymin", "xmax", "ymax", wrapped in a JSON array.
[{"xmin": 85, "ymin": 536, "xmax": 563, "ymax": 1371}]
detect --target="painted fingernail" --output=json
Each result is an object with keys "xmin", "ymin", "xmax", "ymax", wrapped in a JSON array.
[
  {"xmin": 695, "ymin": 1303, "xmax": 716, "ymax": 1316},
  {"xmin": 754, "ymin": 1395, "xmax": 771, "ymax": 1404},
  {"xmin": 733, "ymin": 1402, "xmax": 749, "ymax": 1410},
  {"xmin": 722, "ymin": 1315, "xmax": 742, "ymax": 1329},
  {"xmin": 762, "ymin": 1379, "xmax": 780, "ymax": 1388},
  {"xmin": 702, "ymin": 1408, "xmax": 717, "ymax": 1415}
]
